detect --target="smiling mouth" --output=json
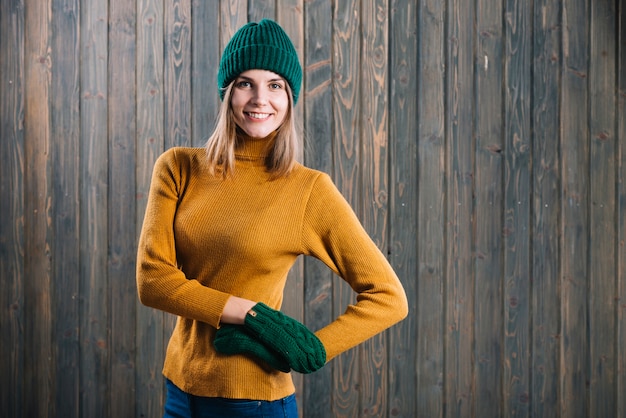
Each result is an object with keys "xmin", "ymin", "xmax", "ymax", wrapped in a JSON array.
[{"xmin": 245, "ymin": 112, "xmax": 272, "ymax": 120}]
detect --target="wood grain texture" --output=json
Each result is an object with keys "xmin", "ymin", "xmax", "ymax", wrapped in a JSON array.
[
  {"xmin": 275, "ymin": 0, "xmax": 305, "ymax": 402},
  {"xmin": 164, "ymin": 0, "xmax": 191, "ymax": 148},
  {"xmin": 108, "ymin": 0, "xmax": 137, "ymax": 415},
  {"xmin": 2, "ymin": 1, "xmax": 626, "ymax": 417},
  {"xmin": 23, "ymin": 0, "xmax": 53, "ymax": 416},
  {"xmin": 136, "ymin": 0, "xmax": 166, "ymax": 415},
  {"xmin": 191, "ymin": 0, "xmax": 220, "ymax": 146},
  {"xmin": 503, "ymin": 0, "xmax": 532, "ymax": 416},
  {"xmin": 531, "ymin": 0, "xmax": 562, "ymax": 416},
  {"xmin": 444, "ymin": 0, "xmax": 476, "ymax": 416},
  {"xmin": 332, "ymin": 1, "xmax": 362, "ymax": 416},
  {"xmin": 220, "ymin": 0, "xmax": 247, "ymax": 51},
  {"xmin": 50, "ymin": 0, "xmax": 80, "ymax": 415},
  {"xmin": 302, "ymin": 0, "xmax": 334, "ymax": 416},
  {"xmin": 588, "ymin": 1, "xmax": 617, "ymax": 416},
  {"xmin": 360, "ymin": 1, "xmax": 390, "ymax": 416},
  {"xmin": 560, "ymin": 0, "xmax": 590, "ymax": 416},
  {"xmin": 618, "ymin": 3, "xmax": 626, "ymax": 417},
  {"xmin": 389, "ymin": 0, "xmax": 420, "ymax": 416},
  {"xmin": 0, "ymin": 0, "xmax": 25, "ymax": 416},
  {"xmin": 416, "ymin": 0, "xmax": 447, "ymax": 414},
  {"xmin": 474, "ymin": 0, "xmax": 504, "ymax": 415},
  {"xmin": 79, "ymin": 0, "xmax": 110, "ymax": 416},
  {"xmin": 249, "ymin": 0, "xmax": 274, "ymax": 21}
]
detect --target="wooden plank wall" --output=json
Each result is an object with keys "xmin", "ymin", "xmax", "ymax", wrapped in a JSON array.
[{"xmin": 1, "ymin": 0, "xmax": 625, "ymax": 417}]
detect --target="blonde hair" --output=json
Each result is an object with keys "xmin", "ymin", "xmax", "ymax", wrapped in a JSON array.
[{"xmin": 205, "ymin": 82, "xmax": 300, "ymax": 179}]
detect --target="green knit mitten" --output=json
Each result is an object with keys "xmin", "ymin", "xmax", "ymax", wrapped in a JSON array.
[
  {"xmin": 243, "ymin": 302, "xmax": 326, "ymax": 374},
  {"xmin": 213, "ymin": 324, "xmax": 291, "ymax": 373}
]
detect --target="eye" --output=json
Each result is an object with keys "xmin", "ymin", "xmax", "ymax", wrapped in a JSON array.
[
  {"xmin": 235, "ymin": 80, "xmax": 252, "ymax": 88},
  {"xmin": 269, "ymin": 82, "xmax": 284, "ymax": 90}
]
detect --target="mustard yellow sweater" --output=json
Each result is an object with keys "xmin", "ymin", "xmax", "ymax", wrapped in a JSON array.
[{"xmin": 136, "ymin": 135, "xmax": 408, "ymax": 401}]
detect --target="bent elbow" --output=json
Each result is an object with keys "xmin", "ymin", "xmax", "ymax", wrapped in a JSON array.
[
  {"xmin": 136, "ymin": 278, "xmax": 152, "ymax": 307},
  {"xmin": 390, "ymin": 284, "xmax": 409, "ymax": 323},
  {"xmin": 136, "ymin": 271, "xmax": 162, "ymax": 309},
  {"xmin": 395, "ymin": 291, "xmax": 409, "ymax": 322},
  {"xmin": 136, "ymin": 282, "xmax": 150, "ymax": 306}
]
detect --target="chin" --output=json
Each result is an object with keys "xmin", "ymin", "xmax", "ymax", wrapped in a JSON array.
[{"xmin": 246, "ymin": 129, "xmax": 273, "ymax": 138}]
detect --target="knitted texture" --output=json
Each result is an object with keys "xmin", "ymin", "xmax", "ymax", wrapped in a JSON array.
[
  {"xmin": 217, "ymin": 19, "xmax": 302, "ymax": 103},
  {"xmin": 136, "ymin": 146, "xmax": 409, "ymax": 399},
  {"xmin": 243, "ymin": 302, "xmax": 326, "ymax": 374},
  {"xmin": 214, "ymin": 324, "xmax": 290, "ymax": 373}
]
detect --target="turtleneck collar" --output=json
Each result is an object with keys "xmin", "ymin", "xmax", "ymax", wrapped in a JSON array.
[{"xmin": 234, "ymin": 129, "xmax": 278, "ymax": 162}]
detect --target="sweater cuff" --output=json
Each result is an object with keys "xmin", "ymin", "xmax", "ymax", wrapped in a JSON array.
[{"xmin": 210, "ymin": 292, "xmax": 232, "ymax": 328}]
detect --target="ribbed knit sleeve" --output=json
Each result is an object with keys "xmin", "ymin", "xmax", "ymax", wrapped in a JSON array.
[
  {"xmin": 136, "ymin": 145, "xmax": 407, "ymax": 399},
  {"xmin": 301, "ymin": 173, "xmax": 409, "ymax": 360},
  {"xmin": 136, "ymin": 148, "xmax": 231, "ymax": 327}
]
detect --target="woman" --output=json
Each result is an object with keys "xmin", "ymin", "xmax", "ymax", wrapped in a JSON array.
[{"xmin": 136, "ymin": 19, "xmax": 408, "ymax": 418}]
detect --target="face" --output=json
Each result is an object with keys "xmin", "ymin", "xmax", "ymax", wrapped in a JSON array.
[{"xmin": 230, "ymin": 69, "xmax": 290, "ymax": 139}]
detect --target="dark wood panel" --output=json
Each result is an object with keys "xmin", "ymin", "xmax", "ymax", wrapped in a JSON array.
[
  {"xmin": 276, "ymin": 2, "xmax": 305, "ymax": 400},
  {"xmin": 164, "ymin": 0, "xmax": 191, "ymax": 148},
  {"xmin": 588, "ymin": 0, "xmax": 618, "ymax": 416},
  {"xmin": 2, "ymin": 1, "xmax": 626, "ymax": 417},
  {"xmin": 389, "ymin": 0, "xmax": 420, "ymax": 415},
  {"xmin": 0, "ymin": 0, "xmax": 25, "ymax": 416},
  {"xmin": 444, "ymin": 0, "xmax": 476, "ymax": 416},
  {"xmin": 249, "ymin": 0, "xmax": 274, "ymax": 21},
  {"xmin": 474, "ymin": 0, "xmax": 504, "ymax": 415},
  {"xmin": 109, "ymin": 0, "xmax": 137, "ymax": 415},
  {"xmin": 531, "ymin": 0, "xmax": 562, "ymax": 415},
  {"xmin": 332, "ymin": 0, "xmax": 362, "ymax": 416},
  {"xmin": 416, "ymin": 0, "xmax": 447, "ymax": 414},
  {"xmin": 302, "ymin": 0, "xmax": 335, "ymax": 416},
  {"xmin": 560, "ymin": 0, "xmax": 590, "ymax": 416},
  {"xmin": 50, "ymin": 0, "xmax": 81, "ymax": 415},
  {"xmin": 220, "ymin": 0, "xmax": 247, "ymax": 51},
  {"xmin": 135, "ymin": 0, "xmax": 167, "ymax": 415},
  {"xmin": 23, "ymin": 0, "xmax": 54, "ymax": 416},
  {"xmin": 502, "ymin": 0, "xmax": 532, "ymax": 416},
  {"xmin": 79, "ymin": 0, "xmax": 110, "ymax": 416},
  {"xmin": 618, "ymin": 2, "xmax": 626, "ymax": 416},
  {"xmin": 359, "ymin": 0, "xmax": 390, "ymax": 416},
  {"xmin": 191, "ymin": 0, "xmax": 220, "ymax": 146}
]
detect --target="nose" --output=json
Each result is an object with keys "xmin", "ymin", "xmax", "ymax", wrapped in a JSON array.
[{"xmin": 251, "ymin": 86, "xmax": 269, "ymax": 105}]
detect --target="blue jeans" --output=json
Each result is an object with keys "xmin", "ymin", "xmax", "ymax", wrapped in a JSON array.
[{"xmin": 164, "ymin": 379, "xmax": 299, "ymax": 418}]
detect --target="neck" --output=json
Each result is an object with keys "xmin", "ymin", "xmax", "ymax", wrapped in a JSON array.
[{"xmin": 235, "ymin": 129, "xmax": 278, "ymax": 160}]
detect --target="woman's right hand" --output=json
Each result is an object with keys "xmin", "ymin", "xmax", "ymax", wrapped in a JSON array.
[{"xmin": 220, "ymin": 295, "xmax": 257, "ymax": 325}]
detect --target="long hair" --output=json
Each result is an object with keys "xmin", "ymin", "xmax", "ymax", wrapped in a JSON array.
[{"xmin": 205, "ymin": 81, "xmax": 300, "ymax": 179}]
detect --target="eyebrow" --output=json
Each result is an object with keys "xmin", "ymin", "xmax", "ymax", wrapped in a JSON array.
[{"xmin": 237, "ymin": 75, "xmax": 285, "ymax": 83}]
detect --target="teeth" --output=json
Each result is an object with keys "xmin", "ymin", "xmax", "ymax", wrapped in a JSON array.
[{"xmin": 247, "ymin": 112, "xmax": 270, "ymax": 120}]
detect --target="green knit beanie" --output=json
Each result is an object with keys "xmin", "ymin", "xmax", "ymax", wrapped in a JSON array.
[{"xmin": 217, "ymin": 19, "xmax": 302, "ymax": 103}]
